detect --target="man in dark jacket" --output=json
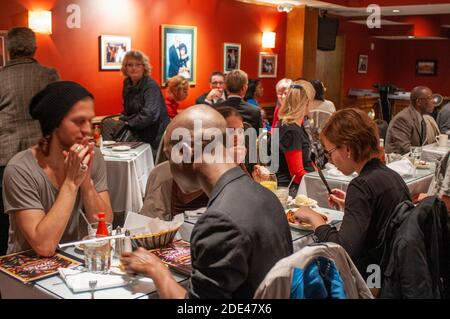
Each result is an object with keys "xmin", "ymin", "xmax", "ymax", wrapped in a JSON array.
[
  {"xmin": 195, "ymin": 71, "xmax": 227, "ymax": 105},
  {"xmin": 121, "ymin": 105, "xmax": 293, "ymax": 298},
  {"xmin": 214, "ymin": 69, "xmax": 262, "ymax": 130}
]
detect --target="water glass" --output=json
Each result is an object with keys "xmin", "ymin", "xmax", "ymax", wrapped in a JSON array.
[
  {"xmin": 259, "ymin": 173, "xmax": 277, "ymax": 191},
  {"xmin": 84, "ymin": 236, "xmax": 111, "ymax": 273},
  {"xmin": 273, "ymin": 187, "xmax": 289, "ymax": 208},
  {"xmin": 410, "ymin": 146, "xmax": 422, "ymax": 160}
]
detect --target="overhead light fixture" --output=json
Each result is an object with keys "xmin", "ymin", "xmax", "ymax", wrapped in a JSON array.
[
  {"xmin": 277, "ymin": 3, "xmax": 294, "ymax": 13},
  {"xmin": 408, "ymin": 35, "xmax": 415, "ymax": 39},
  {"xmin": 392, "ymin": 9, "xmax": 400, "ymax": 13},
  {"xmin": 262, "ymin": 32, "xmax": 276, "ymax": 48},
  {"xmin": 28, "ymin": 10, "xmax": 52, "ymax": 34}
]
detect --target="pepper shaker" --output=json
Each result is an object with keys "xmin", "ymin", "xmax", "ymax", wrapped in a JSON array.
[{"xmin": 114, "ymin": 226, "xmax": 124, "ymax": 258}]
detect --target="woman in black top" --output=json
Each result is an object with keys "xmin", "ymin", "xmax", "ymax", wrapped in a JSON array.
[
  {"xmin": 294, "ymin": 108, "xmax": 411, "ymax": 279},
  {"xmin": 120, "ymin": 50, "xmax": 169, "ymax": 154},
  {"xmin": 276, "ymin": 80, "xmax": 316, "ymax": 196}
]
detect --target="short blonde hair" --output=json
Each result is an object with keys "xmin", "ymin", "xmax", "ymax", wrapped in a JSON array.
[
  {"xmin": 167, "ymin": 75, "xmax": 189, "ymax": 100},
  {"xmin": 278, "ymin": 80, "xmax": 315, "ymax": 125},
  {"xmin": 121, "ymin": 50, "xmax": 151, "ymax": 77}
]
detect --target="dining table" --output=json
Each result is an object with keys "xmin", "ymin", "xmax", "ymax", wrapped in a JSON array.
[{"xmin": 421, "ymin": 141, "xmax": 450, "ymax": 162}]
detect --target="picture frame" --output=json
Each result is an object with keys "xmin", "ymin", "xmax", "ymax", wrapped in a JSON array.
[
  {"xmin": 99, "ymin": 35, "xmax": 131, "ymax": 70},
  {"xmin": 258, "ymin": 53, "xmax": 277, "ymax": 78},
  {"xmin": 357, "ymin": 54, "xmax": 368, "ymax": 74},
  {"xmin": 161, "ymin": 24, "xmax": 197, "ymax": 86},
  {"xmin": 0, "ymin": 30, "xmax": 9, "ymax": 68},
  {"xmin": 223, "ymin": 43, "xmax": 241, "ymax": 73},
  {"xmin": 416, "ymin": 60, "xmax": 437, "ymax": 76}
]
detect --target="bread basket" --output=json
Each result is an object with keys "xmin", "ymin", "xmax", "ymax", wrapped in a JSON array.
[{"xmin": 130, "ymin": 227, "xmax": 179, "ymax": 250}]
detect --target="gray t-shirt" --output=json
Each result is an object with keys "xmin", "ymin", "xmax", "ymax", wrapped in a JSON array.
[{"xmin": 3, "ymin": 148, "xmax": 108, "ymax": 254}]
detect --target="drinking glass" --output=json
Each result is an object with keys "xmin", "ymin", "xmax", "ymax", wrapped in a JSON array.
[
  {"xmin": 259, "ymin": 173, "xmax": 277, "ymax": 191},
  {"xmin": 83, "ymin": 236, "xmax": 111, "ymax": 273},
  {"xmin": 273, "ymin": 187, "xmax": 289, "ymax": 208},
  {"xmin": 410, "ymin": 146, "xmax": 422, "ymax": 162}
]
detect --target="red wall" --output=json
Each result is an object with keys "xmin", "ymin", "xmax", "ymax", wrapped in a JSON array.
[
  {"xmin": 0, "ymin": 0, "xmax": 286, "ymax": 115},
  {"xmin": 340, "ymin": 15, "xmax": 450, "ymax": 98}
]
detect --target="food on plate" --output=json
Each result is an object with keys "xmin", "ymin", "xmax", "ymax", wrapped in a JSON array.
[
  {"xmin": 294, "ymin": 194, "xmax": 318, "ymax": 207},
  {"xmin": 286, "ymin": 209, "xmax": 327, "ymax": 227},
  {"xmin": 414, "ymin": 159, "xmax": 429, "ymax": 169}
]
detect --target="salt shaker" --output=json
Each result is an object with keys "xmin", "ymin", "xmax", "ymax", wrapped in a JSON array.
[{"xmin": 124, "ymin": 229, "xmax": 132, "ymax": 253}]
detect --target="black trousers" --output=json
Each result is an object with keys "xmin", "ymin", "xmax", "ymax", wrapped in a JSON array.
[{"xmin": 0, "ymin": 166, "xmax": 8, "ymax": 255}]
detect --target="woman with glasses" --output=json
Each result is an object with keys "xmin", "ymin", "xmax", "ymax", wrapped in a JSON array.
[
  {"xmin": 294, "ymin": 108, "xmax": 410, "ymax": 280},
  {"xmin": 276, "ymin": 80, "xmax": 316, "ymax": 197},
  {"xmin": 119, "ymin": 50, "xmax": 169, "ymax": 156}
]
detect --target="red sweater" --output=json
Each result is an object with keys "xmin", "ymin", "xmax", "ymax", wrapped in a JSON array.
[{"xmin": 165, "ymin": 97, "xmax": 179, "ymax": 119}]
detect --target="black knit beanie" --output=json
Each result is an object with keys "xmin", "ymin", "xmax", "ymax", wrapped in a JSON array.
[{"xmin": 29, "ymin": 81, "xmax": 94, "ymax": 136}]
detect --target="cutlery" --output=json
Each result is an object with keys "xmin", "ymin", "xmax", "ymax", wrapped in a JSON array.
[{"xmin": 89, "ymin": 280, "xmax": 97, "ymax": 299}]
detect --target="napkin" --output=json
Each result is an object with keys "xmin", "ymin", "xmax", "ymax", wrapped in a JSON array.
[
  {"xmin": 387, "ymin": 158, "xmax": 416, "ymax": 176},
  {"xmin": 184, "ymin": 207, "xmax": 207, "ymax": 218},
  {"xmin": 58, "ymin": 267, "xmax": 129, "ymax": 293}
]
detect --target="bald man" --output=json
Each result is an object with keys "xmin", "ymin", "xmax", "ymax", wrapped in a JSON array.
[
  {"xmin": 121, "ymin": 105, "xmax": 293, "ymax": 299},
  {"xmin": 385, "ymin": 86, "xmax": 436, "ymax": 154}
]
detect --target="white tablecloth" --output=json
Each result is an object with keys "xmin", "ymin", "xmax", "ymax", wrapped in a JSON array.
[
  {"xmin": 102, "ymin": 143, "xmax": 154, "ymax": 213},
  {"xmin": 299, "ymin": 167, "xmax": 435, "ymax": 208},
  {"xmin": 421, "ymin": 142, "xmax": 450, "ymax": 162}
]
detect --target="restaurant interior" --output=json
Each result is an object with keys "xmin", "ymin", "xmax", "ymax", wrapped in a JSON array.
[{"xmin": 0, "ymin": 0, "xmax": 449, "ymax": 301}]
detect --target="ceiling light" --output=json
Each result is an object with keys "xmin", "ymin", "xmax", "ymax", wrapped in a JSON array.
[
  {"xmin": 392, "ymin": 9, "xmax": 400, "ymax": 13},
  {"xmin": 408, "ymin": 35, "xmax": 415, "ymax": 39},
  {"xmin": 277, "ymin": 3, "xmax": 294, "ymax": 13}
]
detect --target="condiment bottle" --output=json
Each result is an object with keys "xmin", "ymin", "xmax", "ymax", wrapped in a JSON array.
[{"xmin": 96, "ymin": 212, "xmax": 109, "ymax": 237}]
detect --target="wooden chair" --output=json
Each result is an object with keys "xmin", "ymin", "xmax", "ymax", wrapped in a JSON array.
[{"xmin": 100, "ymin": 114, "xmax": 121, "ymax": 141}]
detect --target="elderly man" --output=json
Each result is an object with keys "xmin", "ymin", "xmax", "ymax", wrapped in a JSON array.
[
  {"xmin": 121, "ymin": 105, "xmax": 292, "ymax": 299},
  {"xmin": 2, "ymin": 81, "xmax": 112, "ymax": 256},
  {"xmin": 385, "ymin": 86, "xmax": 436, "ymax": 155},
  {"xmin": 0, "ymin": 27, "xmax": 59, "ymax": 255},
  {"xmin": 214, "ymin": 69, "xmax": 262, "ymax": 130},
  {"xmin": 195, "ymin": 71, "xmax": 228, "ymax": 105}
]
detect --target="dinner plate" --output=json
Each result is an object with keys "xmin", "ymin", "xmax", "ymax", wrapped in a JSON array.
[
  {"xmin": 102, "ymin": 141, "xmax": 116, "ymax": 146},
  {"xmin": 110, "ymin": 259, "xmax": 126, "ymax": 275},
  {"xmin": 112, "ymin": 145, "xmax": 131, "ymax": 152},
  {"xmin": 285, "ymin": 209, "xmax": 330, "ymax": 231}
]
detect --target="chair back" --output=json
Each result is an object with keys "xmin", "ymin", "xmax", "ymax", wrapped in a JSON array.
[
  {"xmin": 307, "ymin": 109, "xmax": 332, "ymax": 131},
  {"xmin": 100, "ymin": 114, "xmax": 121, "ymax": 140}
]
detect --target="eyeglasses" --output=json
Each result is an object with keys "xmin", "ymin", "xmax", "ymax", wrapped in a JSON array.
[
  {"xmin": 126, "ymin": 63, "xmax": 143, "ymax": 68},
  {"xmin": 324, "ymin": 146, "xmax": 339, "ymax": 159},
  {"xmin": 211, "ymin": 81, "xmax": 224, "ymax": 86}
]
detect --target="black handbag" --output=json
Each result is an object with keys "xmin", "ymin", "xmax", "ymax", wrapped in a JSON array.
[{"xmin": 112, "ymin": 120, "xmax": 137, "ymax": 142}]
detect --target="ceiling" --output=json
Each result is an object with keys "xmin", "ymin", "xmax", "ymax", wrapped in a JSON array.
[{"xmin": 235, "ymin": 0, "xmax": 450, "ymax": 16}]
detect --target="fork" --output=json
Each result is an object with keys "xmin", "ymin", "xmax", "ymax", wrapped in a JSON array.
[{"xmin": 89, "ymin": 280, "xmax": 97, "ymax": 299}]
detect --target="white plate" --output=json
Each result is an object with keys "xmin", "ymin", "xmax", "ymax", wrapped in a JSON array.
[
  {"xmin": 112, "ymin": 145, "xmax": 131, "ymax": 152},
  {"xmin": 103, "ymin": 141, "xmax": 116, "ymax": 146},
  {"xmin": 110, "ymin": 259, "xmax": 126, "ymax": 275},
  {"xmin": 285, "ymin": 209, "xmax": 330, "ymax": 231}
]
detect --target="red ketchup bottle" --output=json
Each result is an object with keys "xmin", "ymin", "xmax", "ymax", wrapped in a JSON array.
[{"xmin": 96, "ymin": 212, "xmax": 109, "ymax": 237}]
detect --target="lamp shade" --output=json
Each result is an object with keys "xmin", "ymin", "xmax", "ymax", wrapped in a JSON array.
[
  {"xmin": 262, "ymin": 32, "xmax": 276, "ymax": 48},
  {"xmin": 28, "ymin": 10, "xmax": 52, "ymax": 34}
]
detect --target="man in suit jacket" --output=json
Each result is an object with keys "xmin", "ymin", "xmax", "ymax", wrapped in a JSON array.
[
  {"xmin": 214, "ymin": 69, "xmax": 262, "ymax": 130},
  {"xmin": 195, "ymin": 71, "xmax": 227, "ymax": 105},
  {"xmin": 168, "ymin": 37, "xmax": 181, "ymax": 78},
  {"xmin": 385, "ymin": 86, "xmax": 435, "ymax": 155},
  {"xmin": 0, "ymin": 27, "xmax": 59, "ymax": 255},
  {"xmin": 121, "ymin": 105, "xmax": 293, "ymax": 298}
]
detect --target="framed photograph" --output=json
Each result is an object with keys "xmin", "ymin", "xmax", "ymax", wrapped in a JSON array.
[
  {"xmin": 223, "ymin": 43, "xmax": 241, "ymax": 73},
  {"xmin": 258, "ymin": 53, "xmax": 277, "ymax": 78},
  {"xmin": 0, "ymin": 30, "xmax": 9, "ymax": 68},
  {"xmin": 99, "ymin": 35, "xmax": 131, "ymax": 70},
  {"xmin": 161, "ymin": 24, "xmax": 197, "ymax": 86},
  {"xmin": 357, "ymin": 54, "xmax": 368, "ymax": 74},
  {"xmin": 416, "ymin": 60, "xmax": 437, "ymax": 76}
]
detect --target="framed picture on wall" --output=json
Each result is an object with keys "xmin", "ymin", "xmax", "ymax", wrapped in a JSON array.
[
  {"xmin": 161, "ymin": 24, "xmax": 197, "ymax": 86},
  {"xmin": 357, "ymin": 54, "xmax": 368, "ymax": 74},
  {"xmin": 0, "ymin": 30, "xmax": 9, "ymax": 68},
  {"xmin": 223, "ymin": 43, "xmax": 241, "ymax": 73},
  {"xmin": 99, "ymin": 35, "xmax": 132, "ymax": 70},
  {"xmin": 258, "ymin": 53, "xmax": 277, "ymax": 78},
  {"xmin": 416, "ymin": 60, "xmax": 437, "ymax": 76}
]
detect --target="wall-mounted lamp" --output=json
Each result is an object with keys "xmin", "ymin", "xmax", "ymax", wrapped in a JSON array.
[
  {"xmin": 262, "ymin": 32, "xmax": 276, "ymax": 49},
  {"xmin": 28, "ymin": 10, "xmax": 52, "ymax": 34},
  {"xmin": 277, "ymin": 3, "xmax": 294, "ymax": 13}
]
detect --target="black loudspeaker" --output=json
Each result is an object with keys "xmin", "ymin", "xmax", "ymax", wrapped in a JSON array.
[{"xmin": 317, "ymin": 16, "xmax": 339, "ymax": 51}]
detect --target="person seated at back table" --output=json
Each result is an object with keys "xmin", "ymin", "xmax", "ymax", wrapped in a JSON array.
[
  {"xmin": 122, "ymin": 105, "xmax": 293, "ymax": 298},
  {"xmin": 165, "ymin": 75, "xmax": 189, "ymax": 119},
  {"xmin": 140, "ymin": 106, "xmax": 267, "ymax": 220},
  {"xmin": 276, "ymin": 80, "xmax": 316, "ymax": 197},
  {"xmin": 2, "ymin": 81, "xmax": 113, "ymax": 256},
  {"xmin": 293, "ymin": 108, "xmax": 411, "ymax": 281}
]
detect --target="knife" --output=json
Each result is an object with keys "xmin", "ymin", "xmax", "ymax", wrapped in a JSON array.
[{"xmin": 316, "ymin": 165, "xmax": 332, "ymax": 194}]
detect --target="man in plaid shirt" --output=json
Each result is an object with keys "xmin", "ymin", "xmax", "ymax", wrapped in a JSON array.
[{"xmin": 0, "ymin": 27, "xmax": 59, "ymax": 255}]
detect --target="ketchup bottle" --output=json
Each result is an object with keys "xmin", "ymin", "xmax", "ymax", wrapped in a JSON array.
[{"xmin": 96, "ymin": 212, "xmax": 109, "ymax": 237}]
